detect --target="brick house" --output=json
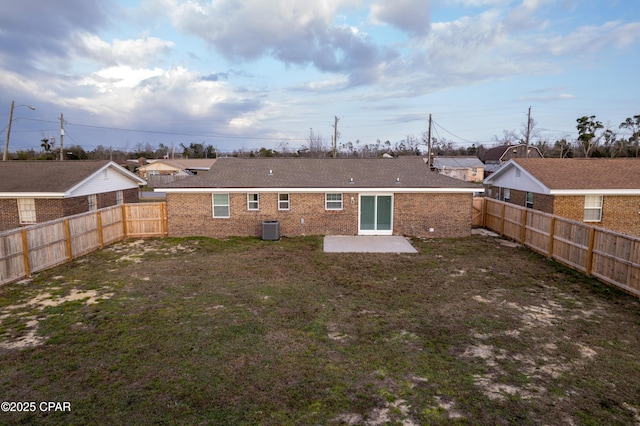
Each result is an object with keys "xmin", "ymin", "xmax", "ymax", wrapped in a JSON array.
[
  {"xmin": 483, "ymin": 158, "xmax": 640, "ymax": 237},
  {"xmin": 428, "ymin": 156, "xmax": 485, "ymax": 183},
  {"xmin": 156, "ymin": 157, "xmax": 483, "ymax": 239},
  {"xmin": 0, "ymin": 161, "xmax": 146, "ymax": 231}
]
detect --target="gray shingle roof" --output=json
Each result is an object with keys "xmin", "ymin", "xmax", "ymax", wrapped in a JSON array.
[
  {"xmin": 160, "ymin": 157, "xmax": 480, "ymax": 189},
  {"xmin": 431, "ymin": 156, "xmax": 484, "ymax": 169},
  {"xmin": 0, "ymin": 161, "xmax": 113, "ymax": 193}
]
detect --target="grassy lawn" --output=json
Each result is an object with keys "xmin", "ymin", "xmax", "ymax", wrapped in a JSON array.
[{"xmin": 1, "ymin": 235, "xmax": 640, "ymax": 425}]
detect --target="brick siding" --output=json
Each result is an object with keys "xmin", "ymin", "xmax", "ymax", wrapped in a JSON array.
[
  {"xmin": 166, "ymin": 192, "xmax": 473, "ymax": 239},
  {"xmin": 0, "ymin": 189, "xmax": 139, "ymax": 232},
  {"xmin": 505, "ymin": 189, "xmax": 553, "ymax": 214},
  {"xmin": 554, "ymin": 195, "xmax": 640, "ymax": 238}
]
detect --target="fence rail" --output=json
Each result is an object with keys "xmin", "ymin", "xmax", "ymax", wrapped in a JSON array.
[
  {"xmin": 0, "ymin": 203, "xmax": 167, "ymax": 286},
  {"xmin": 482, "ymin": 198, "xmax": 640, "ymax": 297}
]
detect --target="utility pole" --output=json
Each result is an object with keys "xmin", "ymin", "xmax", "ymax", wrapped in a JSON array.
[
  {"xmin": 427, "ymin": 113, "xmax": 432, "ymax": 168},
  {"xmin": 525, "ymin": 106, "xmax": 531, "ymax": 158},
  {"xmin": 333, "ymin": 117, "xmax": 340, "ymax": 158},
  {"xmin": 3, "ymin": 100, "xmax": 15, "ymax": 161},
  {"xmin": 59, "ymin": 113, "xmax": 65, "ymax": 161}
]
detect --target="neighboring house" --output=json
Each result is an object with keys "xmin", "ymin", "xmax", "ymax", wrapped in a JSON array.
[
  {"xmin": 483, "ymin": 158, "xmax": 640, "ymax": 238},
  {"xmin": 137, "ymin": 159, "xmax": 216, "ymax": 180},
  {"xmin": 156, "ymin": 157, "xmax": 482, "ymax": 239},
  {"xmin": 0, "ymin": 161, "xmax": 146, "ymax": 231},
  {"xmin": 483, "ymin": 144, "xmax": 543, "ymax": 175},
  {"xmin": 428, "ymin": 156, "xmax": 485, "ymax": 183}
]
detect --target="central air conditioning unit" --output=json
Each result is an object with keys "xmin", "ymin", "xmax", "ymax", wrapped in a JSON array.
[{"xmin": 262, "ymin": 220, "xmax": 280, "ymax": 241}]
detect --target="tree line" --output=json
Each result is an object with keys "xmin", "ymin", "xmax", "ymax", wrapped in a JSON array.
[{"xmin": 6, "ymin": 114, "xmax": 639, "ymax": 161}]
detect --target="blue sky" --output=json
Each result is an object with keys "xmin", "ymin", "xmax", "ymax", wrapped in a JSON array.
[{"xmin": 1, "ymin": 0, "xmax": 639, "ymax": 155}]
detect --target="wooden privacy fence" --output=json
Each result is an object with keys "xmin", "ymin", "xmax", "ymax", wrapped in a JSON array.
[
  {"xmin": 0, "ymin": 203, "xmax": 167, "ymax": 286},
  {"xmin": 482, "ymin": 198, "xmax": 640, "ymax": 298}
]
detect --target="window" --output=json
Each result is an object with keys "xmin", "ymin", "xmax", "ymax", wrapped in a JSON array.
[
  {"xmin": 471, "ymin": 167, "xmax": 477, "ymax": 176},
  {"xmin": 325, "ymin": 193, "xmax": 343, "ymax": 210},
  {"xmin": 278, "ymin": 193, "xmax": 290, "ymax": 210},
  {"xmin": 213, "ymin": 194, "xmax": 230, "ymax": 218},
  {"xmin": 116, "ymin": 190, "xmax": 123, "ymax": 205},
  {"xmin": 247, "ymin": 193, "xmax": 259, "ymax": 210},
  {"xmin": 17, "ymin": 198, "xmax": 36, "ymax": 224},
  {"xmin": 525, "ymin": 192, "xmax": 534, "ymax": 208},
  {"xmin": 88, "ymin": 194, "xmax": 97, "ymax": 211},
  {"xmin": 584, "ymin": 195, "xmax": 603, "ymax": 222},
  {"xmin": 503, "ymin": 188, "xmax": 510, "ymax": 202}
]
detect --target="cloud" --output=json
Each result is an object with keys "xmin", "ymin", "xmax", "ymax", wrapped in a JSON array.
[
  {"xmin": 370, "ymin": 0, "xmax": 431, "ymax": 37},
  {"xmin": 0, "ymin": 0, "xmax": 113, "ymax": 75},
  {"xmin": 76, "ymin": 34, "xmax": 174, "ymax": 67},
  {"xmin": 151, "ymin": 0, "xmax": 386, "ymax": 84}
]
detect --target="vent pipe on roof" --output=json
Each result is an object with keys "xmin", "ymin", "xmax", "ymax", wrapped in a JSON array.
[
  {"xmin": 349, "ymin": 177, "xmax": 354, "ymax": 184},
  {"xmin": 268, "ymin": 169, "xmax": 273, "ymax": 176}
]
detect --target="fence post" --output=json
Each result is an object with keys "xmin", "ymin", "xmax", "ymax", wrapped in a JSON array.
[
  {"xmin": 20, "ymin": 229, "xmax": 31, "ymax": 278},
  {"xmin": 521, "ymin": 209, "xmax": 527, "ymax": 244},
  {"xmin": 586, "ymin": 227, "xmax": 596, "ymax": 276},
  {"xmin": 482, "ymin": 198, "xmax": 487, "ymax": 228},
  {"xmin": 500, "ymin": 202, "xmax": 506, "ymax": 236},
  {"xmin": 121, "ymin": 204, "xmax": 129, "ymax": 238},
  {"xmin": 97, "ymin": 211, "xmax": 104, "ymax": 249},
  {"xmin": 161, "ymin": 202, "xmax": 168, "ymax": 236},
  {"xmin": 548, "ymin": 216, "xmax": 556, "ymax": 258},
  {"xmin": 64, "ymin": 219, "xmax": 73, "ymax": 261}
]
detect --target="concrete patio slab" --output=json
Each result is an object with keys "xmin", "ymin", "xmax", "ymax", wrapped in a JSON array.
[{"xmin": 323, "ymin": 236, "xmax": 418, "ymax": 253}]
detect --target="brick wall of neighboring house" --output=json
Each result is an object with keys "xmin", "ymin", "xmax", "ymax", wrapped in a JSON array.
[
  {"xmin": 0, "ymin": 199, "xmax": 20, "ymax": 231},
  {"xmin": 554, "ymin": 195, "xmax": 640, "ymax": 238},
  {"xmin": 506, "ymin": 189, "xmax": 553, "ymax": 214},
  {"xmin": 166, "ymin": 191, "xmax": 473, "ymax": 238},
  {"xmin": 0, "ymin": 189, "xmax": 139, "ymax": 231}
]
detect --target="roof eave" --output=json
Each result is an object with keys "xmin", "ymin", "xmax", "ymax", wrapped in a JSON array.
[{"xmin": 158, "ymin": 187, "xmax": 483, "ymax": 193}]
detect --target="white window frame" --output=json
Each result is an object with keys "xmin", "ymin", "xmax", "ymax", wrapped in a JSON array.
[
  {"xmin": 247, "ymin": 193, "xmax": 259, "ymax": 211},
  {"xmin": 88, "ymin": 194, "xmax": 98, "ymax": 211},
  {"xmin": 17, "ymin": 198, "xmax": 37, "ymax": 224},
  {"xmin": 212, "ymin": 193, "xmax": 230, "ymax": 218},
  {"xmin": 525, "ymin": 192, "xmax": 534, "ymax": 208},
  {"xmin": 325, "ymin": 193, "xmax": 343, "ymax": 210},
  {"xmin": 278, "ymin": 193, "xmax": 290, "ymax": 211},
  {"xmin": 116, "ymin": 190, "xmax": 123, "ymax": 205},
  {"xmin": 503, "ymin": 188, "xmax": 510, "ymax": 202},
  {"xmin": 584, "ymin": 195, "xmax": 603, "ymax": 222}
]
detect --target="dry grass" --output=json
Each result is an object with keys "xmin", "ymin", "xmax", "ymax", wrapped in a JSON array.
[{"xmin": 1, "ymin": 235, "xmax": 639, "ymax": 425}]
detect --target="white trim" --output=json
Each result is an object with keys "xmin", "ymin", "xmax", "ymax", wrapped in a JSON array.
[
  {"xmin": 247, "ymin": 193, "xmax": 259, "ymax": 211},
  {"xmin": 550, "ymin": 189, "xmax": 640, "ymax": 196},
  {"xmin": 0, "ymin": 193, "xmax": 65, "ymax": 199},
  {"xmin": 157, "ymin": 187, "xmax": 482, "ymax": 194},
  {"xmin": 212, "ymin": 193, "xmax": 230, "ymax": 218},
  {"xmin": 325, "ymin": 193, "xmax": 343, "ymax": 210},
  {"xmin": 358, "ymin": 193, "xmax": 394, "ymax": 236},
  {"xmin": 65, "ymin": 161, "xmax": 146, "ymax": 196},
  {"xmin": 278, "ymin": 193, "xmax": 290, "ymax": 210}
]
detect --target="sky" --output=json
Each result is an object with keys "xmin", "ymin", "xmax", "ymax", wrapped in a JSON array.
[{"xmin": 1, "ymin": 0, "xmax": 639, "ymax": 156}]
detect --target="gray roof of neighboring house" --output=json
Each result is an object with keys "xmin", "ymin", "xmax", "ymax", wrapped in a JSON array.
[
  {"xmin": 430, "ymin": 156, "xmax": 484, "ymax": 169},
  {"xmin": 158, "ymin": 157, "xmax": 481, "ymax": 189},
  {"xmin": 484, "ymin": 144, "xmax": 542, "ymax": 163},
  {"xmin": 0, "ymin": 160, "xmax": 143, "ymax": 193}
]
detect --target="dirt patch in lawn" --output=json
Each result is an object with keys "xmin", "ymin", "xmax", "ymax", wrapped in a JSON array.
[{"xmin": 1, "ymin": 235, "xmax": 639, "ymax": 425}]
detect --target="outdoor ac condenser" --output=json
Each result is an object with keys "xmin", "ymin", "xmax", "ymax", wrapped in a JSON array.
[{"xmin": 262, "ymin": 220, "xmax": 280, "ymax": 241}]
